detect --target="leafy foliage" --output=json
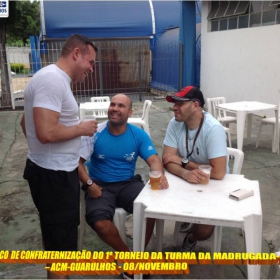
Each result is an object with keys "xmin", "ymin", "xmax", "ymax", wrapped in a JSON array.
[
  {"xmin": 0, "ymin": 0, "xmax": 39, "ymax": 106},
  {"xmin": 0, "ymin": 2, "xmax": 17, "ymax": 106},
  {"xmin": 10, "ymin": 63, "xmax": 25, "ymax": 73},
  {"xmin": 6, "ymin": 0, "xmax": 40, "ymax": 45}
]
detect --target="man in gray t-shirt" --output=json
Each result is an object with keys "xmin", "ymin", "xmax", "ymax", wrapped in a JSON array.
[{"xmin": 162, "ymin": 86, "xmax": 228, "ymax": 253}]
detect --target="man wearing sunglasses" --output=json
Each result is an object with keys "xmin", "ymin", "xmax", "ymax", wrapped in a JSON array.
[{"xmin": 162, "ymin": 86, "xmax": 228, "ymax": 253}]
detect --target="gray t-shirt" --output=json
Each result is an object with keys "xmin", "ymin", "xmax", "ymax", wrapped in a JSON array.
[
  {"xmin": 24, "ymin": 64, "xmax": 80, "ymax": 171},
  {"xmin": 164, "ymin": 112, "xmax": 229, "ymax": 172}
]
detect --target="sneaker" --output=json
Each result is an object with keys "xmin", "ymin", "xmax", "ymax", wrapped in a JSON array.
[
  {"xmin": 181, "ymin": 231, "xmax": 197, "ymax": 252},
  {"xmin": 179, "ymin": 222, "xmax": 192, "ymax": 232}
]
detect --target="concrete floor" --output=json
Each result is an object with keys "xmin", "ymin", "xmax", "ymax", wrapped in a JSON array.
[{"xmin": 0, "ymin": 99, "xmax": 279, "ymax": 279}]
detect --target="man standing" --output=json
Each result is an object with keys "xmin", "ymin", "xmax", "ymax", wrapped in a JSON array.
[
  {"xmin": 78, "ymin": 94, "xmax": 169, "ymax": 279},
  {"xmin": 162, "ymin": 86, "xmax": 228, "ymax": 252},
  {"xmin": 21, "ymin": 34, "xmax": 98, "ymax": 279}
]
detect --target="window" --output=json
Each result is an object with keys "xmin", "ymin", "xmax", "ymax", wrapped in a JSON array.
[
  {"xmin": 229, "ymin": 17, "xmax": 238, "ymax": 29},
  {"xmin": 225, "ymin": 2, "xmax": 239, "ymax": 16},
  {"xmin": 264, "ymin": 1, "xmax": 277, "ymax": 10},
  {"xmin": 215, "ymin": 1, "xmax": 229, "ymax": 18},
  {"xmin": 235, "ymin": 1, "xmax": 250, "ymax": 15},
  {"xmin": 277, "ymin": 9, "xmax": 280, "ymax": 23},
  {"xmin": 249, "ymin": 13, "xmax": 262, "ymax": 27},
  {"xmin": 208, "ymin": 1, "xmax": 220, "ymax": 20},
  {"xmin": 211, "ymin": 20, "xmax": 219, "ymax": 31},
  {"xmin": 270, "ymin": 1, "xmax": 280, "ymax": 6},
  {"xmin": 238, "ymin": 15, "xmax": 249, "ymax": 28},
  {"xmin": 262, "ymin": 10, "xmax": 276, "ymax": 25},
  {"xmin": 250, "ymin": 1, "xmax": 262, "ymax": 13},
  {"xmin": 220, "ymin": 18, "xmax": 228, "ymax": 30},
  {"xmin": 209, "ymin": 1, "xmax": 280, "ymax": 31}
]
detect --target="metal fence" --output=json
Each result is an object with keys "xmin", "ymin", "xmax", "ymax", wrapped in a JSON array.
[{"xmin": 0, "ymin": 38, "xmax": 181, "ymax": 107}]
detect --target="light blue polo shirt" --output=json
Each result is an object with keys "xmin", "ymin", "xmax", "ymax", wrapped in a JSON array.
[{"xmin": 164, "ymin": 112, "xmax": 229, "ymax": 172}]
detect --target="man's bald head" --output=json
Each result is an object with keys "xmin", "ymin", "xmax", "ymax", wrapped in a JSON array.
[{"xmin": 111, "ymin": 94, "xmax": 132, "ymax": 109}]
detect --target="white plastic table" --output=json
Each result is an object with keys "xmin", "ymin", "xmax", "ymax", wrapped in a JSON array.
[
  {"xmin": 216, "ymin": 101, "xmax": 279, "ymax": 153},
  {"xmin": 133, "ymin": 172, "xmax": 262, "ymax": 279},
  {"xmin": 79, "ymin": 101, "xmax": 110, "ymax": 119}
]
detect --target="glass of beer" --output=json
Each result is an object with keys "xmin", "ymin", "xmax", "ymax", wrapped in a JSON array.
[
  {"xmin": 149, "ymin": 171, "xmax": 162, "ymax": 190},
  {"xmin": 198, "ymin": 165, "xmax": 212, "ymax": 185}
]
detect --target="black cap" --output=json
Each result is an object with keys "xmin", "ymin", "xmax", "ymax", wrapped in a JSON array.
[{"xmin": 166, "ymin": 86, "xmax": 205, "ymax": 107}]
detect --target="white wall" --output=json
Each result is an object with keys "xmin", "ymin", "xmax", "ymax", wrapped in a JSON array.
[
  {"xmin": 7, "ymin": 47, "xmax": 30, "ymax": 65},
  {"xmin": 200, "ymin": 2, "xmax": 280, "ymax": 114}
]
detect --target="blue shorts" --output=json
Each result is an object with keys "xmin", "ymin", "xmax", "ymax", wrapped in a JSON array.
[
  {"xmin": 23, "ymin": 159, "xmax": 80, "ymax": 251},
  {"xmin": 85, "ymin": 174, "xmax": 144, "ymax": 228}
]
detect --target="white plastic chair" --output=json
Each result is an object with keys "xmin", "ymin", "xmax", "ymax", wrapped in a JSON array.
[
  {"xmin": 222, "ymin": 126, "xmax": 232, "ymax": 148},
  {"xmin": 95, "ymin": 111, "xmax": 108, "ymax": 119},
  {"xmin": 256, "ymin": 95, "xmax": 280, "ymax": 152},
  {"xmin": 171, "ymin": 147, "xmax": 244, "ymax": 252},
  {"xmin": 256, "ymin": 117, "xmax": 280, "ymax": 152},
  {"xmin": 226, "ymin": 147, "xmax": 244, "ymax": 174},
  {"xmin": 268, "ymin": 251, "xmax": 280, "ymax": 279},
  {"xmin": 206, "ymin": 97, "xmax": 237, "ymax": 148},
  {"xmin": 81, "ymin": 100, "xmax": 110, "ymax": 120},
  {"xmin": 82, "ymin": 97, "xmax": 110, "ymax": 120},
  {"xmin": 128, "ymin": 100, "xmax": 152, "ymax": 136},
  {"xmin": 90, "ymin": 96, "xmax": 110, "ymax": 103},
  {"xmin": 13, "ymin": 90, "xmax": 25, "ymax": 107},
  {"xmin": 84, "ymin": 109, "xmax": 108, "ymax": 120},
  {"xmin": 206, "ymin": 97, "xmax": 237, "ymax": 126},
  {"xmin": 13, "ymin": 90, "xmax": 24, "ymax": 101}
]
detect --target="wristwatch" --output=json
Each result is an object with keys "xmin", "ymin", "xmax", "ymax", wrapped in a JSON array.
[
  {"xmin": 182, "ymin": 158, "xmax": 189, "ymax": 168},
  {"xmin": 86, "ymin": 179, "xmax": 93, "ymax": 188},
  {"xmin": 81, "ymin": 179, "xmax": 93, "ymax": 191}
]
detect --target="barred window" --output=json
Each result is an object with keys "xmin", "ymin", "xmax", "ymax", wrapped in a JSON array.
[{"xmin": 208, "ymin": 1, "xmax": 280, "ymax": 32}]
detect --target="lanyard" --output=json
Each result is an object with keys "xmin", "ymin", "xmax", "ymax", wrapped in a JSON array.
[{"xmin": 186, "ymin": 114, "xmax": 204, "ymax": 158}]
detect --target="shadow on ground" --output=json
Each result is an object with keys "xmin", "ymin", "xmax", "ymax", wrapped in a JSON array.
[{"xmin": 0, "ymin": 100, "xmax": 279, "ymax": 279}]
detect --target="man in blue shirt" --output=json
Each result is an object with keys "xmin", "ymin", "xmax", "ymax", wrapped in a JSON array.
[
  {"xmin": 79, "ymin": 94, "xmax": 168, "ymax": 260},
  {"xmin": 162, "ymin": 86, "xmax": 228, "ymax": 253}
]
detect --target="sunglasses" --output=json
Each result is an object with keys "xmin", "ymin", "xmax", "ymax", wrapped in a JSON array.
[{"xmin": 174, "ymin": 100, "xmax": 195, "ymax": 106}]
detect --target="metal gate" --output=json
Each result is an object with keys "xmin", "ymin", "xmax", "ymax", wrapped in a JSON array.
[{"xmin": 41, "ymin": 38, "xmax": 153, "ymax": 102}]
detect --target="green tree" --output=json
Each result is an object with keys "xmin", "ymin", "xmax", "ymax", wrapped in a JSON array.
[
  {"xmin": 7, "ymin": 0, "xmax": 40, "ymax": 45},
  {"xmin": 0, "ymin": 1, "xmax": 17, "ymax": 107},
  {"xmin": 0, "ymin": 0, "xmax": 39, "ymax": 107}
]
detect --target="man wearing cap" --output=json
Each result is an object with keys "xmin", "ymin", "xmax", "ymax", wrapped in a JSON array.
[{"xmin": 162, "ymin": 86, "xmax": 228, "ymax": 252}]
